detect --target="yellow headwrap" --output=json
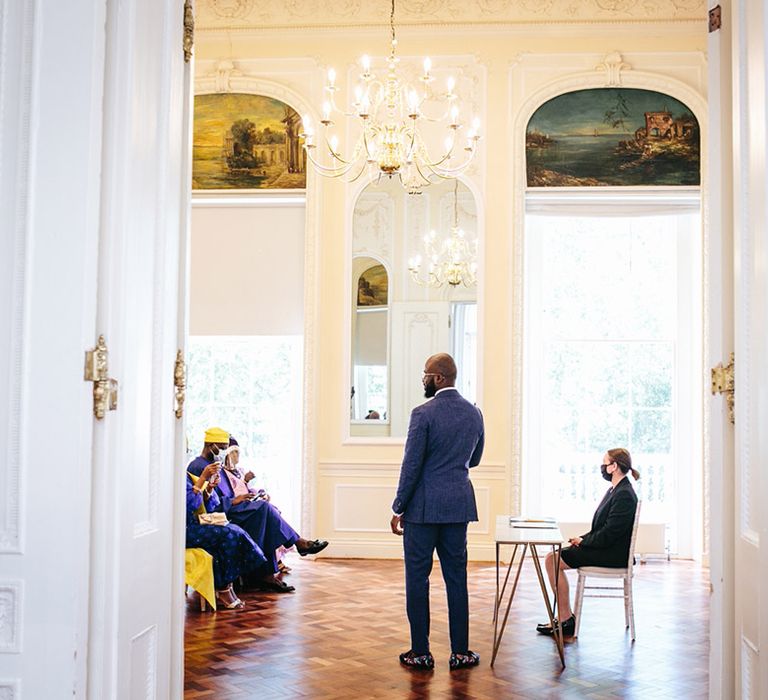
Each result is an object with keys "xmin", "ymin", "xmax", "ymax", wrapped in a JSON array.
[{"xmin": 203, "ymin": 426, "xmax": 229, "ymax": 444}]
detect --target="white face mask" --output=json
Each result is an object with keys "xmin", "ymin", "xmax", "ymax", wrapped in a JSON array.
[{"xmin": 210, "ymin": 447, "xmax": 224, "ymax": 464}]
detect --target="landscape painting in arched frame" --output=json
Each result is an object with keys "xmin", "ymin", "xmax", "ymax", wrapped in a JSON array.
[
  {"xmin": 357, "ymin": 265, "xmax": 389, "ymax": 307},
  {"xmin": 193, "ymin": 93, "xmax": 306, "ymax": 190},
  {"xmin": 526, "ymin": 88, "xmax": 700, "ymax": 187}
]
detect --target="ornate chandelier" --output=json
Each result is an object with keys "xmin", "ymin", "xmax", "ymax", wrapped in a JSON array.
[
  {"xmin": 408, "ymin": 180, "xmax": 478, "ymax": 288},
  {"xmin": 299, "ymin": 0, "xmax": 480, "ymax": 191}
]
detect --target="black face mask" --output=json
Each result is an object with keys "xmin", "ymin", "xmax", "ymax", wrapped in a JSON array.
[
  {"xmin": 600, "ymin": 464, "xmax": 613, "ymax": 481},
  {"xmin": 424, "ymin": 377, "xmax": 437, "ymax": 398}
]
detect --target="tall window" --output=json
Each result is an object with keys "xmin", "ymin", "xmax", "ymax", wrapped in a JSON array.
[
  {"xmin": 185, "ymin": 335, "xmax": 303, "ymax": 526},
  {"xmin": 524, "ymin": 200, "xmax": 701, "ymax": 555},
  {"xmin": 452, "ymin": 302, "xmax": 477, "ymax": 404}
]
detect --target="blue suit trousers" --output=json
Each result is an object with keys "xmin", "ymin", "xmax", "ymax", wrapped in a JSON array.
[{"xmin": 403, "ymin": 521, "xmax": 469, "ymax": 654}]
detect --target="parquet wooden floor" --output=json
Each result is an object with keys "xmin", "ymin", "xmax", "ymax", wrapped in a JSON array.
[{"xmin": 184, "ymin": 556, "xmax": 709, "ymax": 699}]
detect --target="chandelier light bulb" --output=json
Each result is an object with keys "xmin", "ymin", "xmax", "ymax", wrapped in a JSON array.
[
  {"xmin": 408, "ymin": 90, "xmax": 419, "ymax": 114},
  {"xmin": 327, "ymin": 68, "xmax": 336, "ymax": 87},
  {"xmin": 447, "ymin": 76, "xmax": 455, "ymax": 94},
  {"xmin": 330, "ymin": 134, "xmax": 339, "ymax": 154},
  {"xmin": 322, "ymin": 101, "xmax": 331, "ymax": 122},
  {"xmin": 361, "ymin": 54, "xmax": 371, "ymax": 73},
  {"xmin": 423, "ymin": 57, "xmax": 432, "ymax": 75},
  {"xmin": 450, "ymin": 105, "xmax": 459, "ymax": 126}
]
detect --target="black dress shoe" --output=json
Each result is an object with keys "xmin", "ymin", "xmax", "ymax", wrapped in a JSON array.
[
  {"xmin": 449, "ymin": 650, "xmax": 480, "ymax": 670},
  {"xmin": 399, "ymin": 650, "xmax": 435, "ymax": 670},
  {"xmin": 536, "ymin": 615, "xmax": 575, "ymax": 636},
  {"xmin": 255, "ymin": 577, "xmax": 295, "ymax": 593},
  {"xmin": 296, "ymin": 539, "xmax": 329, "ymax": 556}
]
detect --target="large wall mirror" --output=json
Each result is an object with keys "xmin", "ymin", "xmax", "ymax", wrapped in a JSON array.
[{"xmin": 350, "ymin": 177, "xmax": 479, "ymax": 438}]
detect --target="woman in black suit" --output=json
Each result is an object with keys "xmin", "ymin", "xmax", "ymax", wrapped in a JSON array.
[{"xmin": 537, "ymin": 447, "xmax": 640, "ymax": 636}]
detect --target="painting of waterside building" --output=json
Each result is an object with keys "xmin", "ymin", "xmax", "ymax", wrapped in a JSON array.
[
  {"xmin": 193, "ymin": 93, "xmax": 306, "ymax": 190},
  {"xmin": 526, "ymin": 88, "xmax": 700, "ymax": 187}
]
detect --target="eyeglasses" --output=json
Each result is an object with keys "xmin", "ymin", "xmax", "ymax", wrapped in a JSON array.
[{"xmin": 600, "ymin": 461, "xmax": 615, "ymax": 468}]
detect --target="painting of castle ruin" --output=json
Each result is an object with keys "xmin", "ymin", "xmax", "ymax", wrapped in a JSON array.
[
  {"xmin": 526, "ymin": 88, "xmax": 699, "ymax": 187},
  {"xmin": 193, "ymin": 93, "xmax": 306, "ymax": 190}
]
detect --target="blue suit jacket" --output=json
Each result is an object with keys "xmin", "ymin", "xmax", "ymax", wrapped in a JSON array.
[{"xmin": 392, "ymin": 389, "xmax": 485, "ymax": 524}]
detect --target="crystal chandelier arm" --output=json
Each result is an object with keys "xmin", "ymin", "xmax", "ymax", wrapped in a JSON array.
[{"xmin": 303, "ymin": 145, "xmax": 356, "ymax": 178}]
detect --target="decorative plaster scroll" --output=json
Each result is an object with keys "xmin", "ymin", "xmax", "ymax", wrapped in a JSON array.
[
  {"xmin": 353, "ymin": 192, "xmax": 393, "ymax": 263},
  {"xmin": 0, "ymin": 681, "xmax": 19, "ymax": 700},
  {"xmin": 595, "ymin": 51, "xmax": 631, "ymax": 86},
  {"xmin": 203, "ymin": 59, "xmax": 243, "ymax": 93},
  {"xmin": 0, "ymin": 581, "xmax": 22, "ymax": 653},
  {"xmin": 0, "ymin": 0, "xmax": 35, "ymax": 554},
  {"xmin": 195, "ymin": 0, "xmax": 707, "ymax": 29}
]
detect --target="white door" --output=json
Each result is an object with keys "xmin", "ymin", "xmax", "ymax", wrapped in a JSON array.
[
  {"xmin": 708, "ymin": 1, "xmax": 768, "ymax": 697},
  {"xmin": 729, "ymin": 1, "xmax": 768, "ymax": 696},
  {"xmin": 390, "ymin": 301, "xmax": 451, "ymax": 435},
  {"xmin": 87, "ymin": 1, "xmax": 191, "ymax": 698}
]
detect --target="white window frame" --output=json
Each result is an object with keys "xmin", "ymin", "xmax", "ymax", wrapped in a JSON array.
[{"xmin": 522, "ymin": 190, "xmax": 703, "ymax": 559}]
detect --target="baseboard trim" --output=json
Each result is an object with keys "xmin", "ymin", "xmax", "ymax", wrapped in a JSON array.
[{"xmin": 314, "ymin": 539, "xmax": 498, "ymax": 563}]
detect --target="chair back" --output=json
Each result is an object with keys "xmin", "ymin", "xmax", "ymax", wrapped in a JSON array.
[{"xmin": 627, "ymin": 499, "xmax": 642, "ymax": 571}]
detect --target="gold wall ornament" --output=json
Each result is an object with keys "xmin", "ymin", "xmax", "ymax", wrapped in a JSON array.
[
  {"xmin": 183, "ymin": 0, "xmax": 195, "ymax": 63},
  {"xmin": 174, "ymin": 350, "xmax": 187, "ymax": 419},
  {"xmin": 84, "ymin": 335, "xmax": 119, "ymax": 419},
  {"xmin": 711, "ymin": 351, "xmax": 734, "ymax": 424}
]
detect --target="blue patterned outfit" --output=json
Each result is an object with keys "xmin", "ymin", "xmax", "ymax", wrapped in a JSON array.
[
  {"xmin": 189, "ymin": 456, "xmax": 300, "ymax": 575},
  {"xmin": 185, "ymin": 479, "xmax": 267, "ymax": 590}
]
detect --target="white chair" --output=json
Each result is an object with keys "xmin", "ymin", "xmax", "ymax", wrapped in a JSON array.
[{"xmin": 573, "ymin": 500, "xmax": 642, "ymax": 641}]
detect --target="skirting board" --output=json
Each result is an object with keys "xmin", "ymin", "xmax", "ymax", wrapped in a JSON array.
[{"xmin": 312, "ymin": 539, "xmax": 498, "ymax": 562}]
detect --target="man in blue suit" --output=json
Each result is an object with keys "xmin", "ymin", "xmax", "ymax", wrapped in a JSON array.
[{"xmin": 391, "ymin": 353, "xmax": 485, "ymax": 671}]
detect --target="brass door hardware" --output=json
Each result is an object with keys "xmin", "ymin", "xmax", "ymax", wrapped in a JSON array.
[
  {"xmin": 174, "ymin": 350, "xmax": 186, "ymax": 419},
  {"xmin": 183, "ymin": 0, "xmax": 194, "ymax": 62},
  {"xmin": 84, "ymin": 335, "xmax": 118, "ymax": 419},
  {"xmin": 711, "ymin": 352, "xmax": 734, "ymax": 424}
]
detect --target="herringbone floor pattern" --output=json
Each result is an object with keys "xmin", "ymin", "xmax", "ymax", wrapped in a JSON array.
[{"xmin": 185, "ymin": 557, "xmax": 708, "ymax": 699}]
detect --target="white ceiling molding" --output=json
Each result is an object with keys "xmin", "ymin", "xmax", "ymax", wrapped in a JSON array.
[{"xmin": 195, "ymin": 0, "xmax": 706, "ymax": 30}]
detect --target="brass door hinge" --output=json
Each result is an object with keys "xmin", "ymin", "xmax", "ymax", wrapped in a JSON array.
[
  {"xmin": 84, "ymin": 335, "xmax": 118, "ymax": 419},
  {"xmin": 174, "ymin": 349, "xmax": 186, "ymax": 419},
  {"xmin": 183, "ymin": 0, "xmax": 194, "ymax": 63},
  {"xmin": 711, "ymin": 352, "xmax": 734, "ymax": 424}
]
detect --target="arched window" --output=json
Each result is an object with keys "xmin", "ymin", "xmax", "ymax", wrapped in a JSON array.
[{"xmin": 523, "ymin": 87, "xmax": 702, "ymax": 558}]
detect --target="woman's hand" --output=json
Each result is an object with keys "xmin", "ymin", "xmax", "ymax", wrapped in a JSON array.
[
  {"xmin": 232, "ymin": 493, "xmax": 256, "ymax": 505},
  {"xmin": 568, "ymin": 536, "xmax": 583, "ymax": 547}
]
